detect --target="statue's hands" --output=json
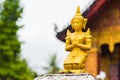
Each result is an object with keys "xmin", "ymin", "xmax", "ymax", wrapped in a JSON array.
[
  {"xmin": 72, "ymin": 41, "xmax": 78, "ymax": 47},
  {"xmin": 72, "ymin": 41, "xmax": 83, "ymax": 48}
]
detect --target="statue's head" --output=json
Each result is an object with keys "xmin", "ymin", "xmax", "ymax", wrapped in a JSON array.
[{"xmin": 71, "ymin": 6, "xmax": 87, "ymax": 31}]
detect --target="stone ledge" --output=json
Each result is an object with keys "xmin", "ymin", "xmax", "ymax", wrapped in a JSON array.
[{"xmin": 34, "ymin": 73, "xmax": 99, "ymax": 80}]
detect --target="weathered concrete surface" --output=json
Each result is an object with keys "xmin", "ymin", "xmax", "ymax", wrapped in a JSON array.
[{"xmin": 34, "ymin": 73, "xmax": 99, "ymax": 80}]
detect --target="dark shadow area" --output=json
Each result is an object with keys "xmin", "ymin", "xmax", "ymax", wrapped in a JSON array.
[
  {"xmin": 111, "ymin": 43, "xmax": 120, "ymax": 80},
  {"xmin": 111, "ymin": 43, "xmax": 120, "ymax": 62},
  {"xmin": 100, "ymin": 44, "xmax": 111, "ymax": 57}
]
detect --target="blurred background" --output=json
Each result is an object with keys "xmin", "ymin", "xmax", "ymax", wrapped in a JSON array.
[{"xmin": 0, "ymin": 0, "xmax": 120, "ymax": 80}]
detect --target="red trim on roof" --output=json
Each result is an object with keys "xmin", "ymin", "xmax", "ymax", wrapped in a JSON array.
[{"xmin": 86, "ymin": 0, "xmax": 106, "ymax": 18}]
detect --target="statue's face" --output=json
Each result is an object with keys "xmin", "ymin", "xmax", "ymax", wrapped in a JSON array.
[{"xmin": 71, "ymin": 18, "xmax": 84, "ymax": 31}]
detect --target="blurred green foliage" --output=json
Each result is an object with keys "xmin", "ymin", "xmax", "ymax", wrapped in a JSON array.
[
  {"xmin": 0, "ymin": 0, "xmax": 37, "ymax": 80},
  {"xmin": 43, "ymin": 54, "xmax": 60, "ymax": 74}
]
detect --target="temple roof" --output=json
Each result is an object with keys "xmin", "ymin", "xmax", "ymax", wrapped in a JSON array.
[{"xmin": 56, "ymin": 0, "xmax": 107, "ymax": 42}]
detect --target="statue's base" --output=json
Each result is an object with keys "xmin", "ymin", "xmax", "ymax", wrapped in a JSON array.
[{"xmin": 34, "ymin": 73, "xmax": 99, "ymax": 80}]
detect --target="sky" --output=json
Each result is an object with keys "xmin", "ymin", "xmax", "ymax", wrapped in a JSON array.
[{"xmin": 18, "ymin": 0, "xmax": 94, "ymax": 75}]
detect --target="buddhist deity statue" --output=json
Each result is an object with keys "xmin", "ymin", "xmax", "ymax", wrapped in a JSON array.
[{"xmin": 61, "ymin": 6, "xmax": 92, "ymax": 74}]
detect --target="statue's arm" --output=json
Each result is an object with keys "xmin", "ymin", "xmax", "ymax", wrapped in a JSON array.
[
  {"xmin": 76, "ymin": 34, "xmax": 92, "ymax": 50},
  {"xmin": 65, "ymin": 30, "xmax": 73, "ymax": 51},
  {"xmin": 77, "ymin": 39, "xmax": 91, "ymax": 50},
  {"xmin": 65, "ymin": 38, "xmax": 73, "ymax": 51}
]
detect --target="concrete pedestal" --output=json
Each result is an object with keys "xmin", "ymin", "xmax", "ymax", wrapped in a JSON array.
[{"xmin": 34, "ymin": 73, "xmax": 99, "ymax": 80}]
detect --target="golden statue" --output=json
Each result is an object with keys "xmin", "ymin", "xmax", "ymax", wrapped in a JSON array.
[{"xmin": 61, "ymin": 6, "xmax": 92, "ymax": 74}]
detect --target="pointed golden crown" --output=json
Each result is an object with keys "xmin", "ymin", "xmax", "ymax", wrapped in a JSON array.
[
  {"xmin": 75, "ymin": 6, "xmax": 82, "ymax": 16},
  {"xmin": 71, "ymin": 6, "xmax": 88, "ymax": 29},
  {"xmin": 72, "ymin": 6, "xmax": 83, "ymax": 19}
]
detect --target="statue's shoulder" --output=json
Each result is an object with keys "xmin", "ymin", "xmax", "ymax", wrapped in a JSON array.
[
  {"xmin": 84, "ymin": 28, "xmax": 92, "ymax": 38},
  {"xmin": 66, "ymin": 30, "xmax": 71, "ymax": 35},
  {"xmin": 65, "ymin": 30, "xmax": 72, "ymax": 39}
]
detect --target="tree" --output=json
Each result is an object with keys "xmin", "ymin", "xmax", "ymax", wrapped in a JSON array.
[
  {"xmin": 43, "ymin": 54, "xmax": 60, "ymax": 74},
  {"xmin": 0, "ymin": 0, "xmax": 37, "ymax": 80}
]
